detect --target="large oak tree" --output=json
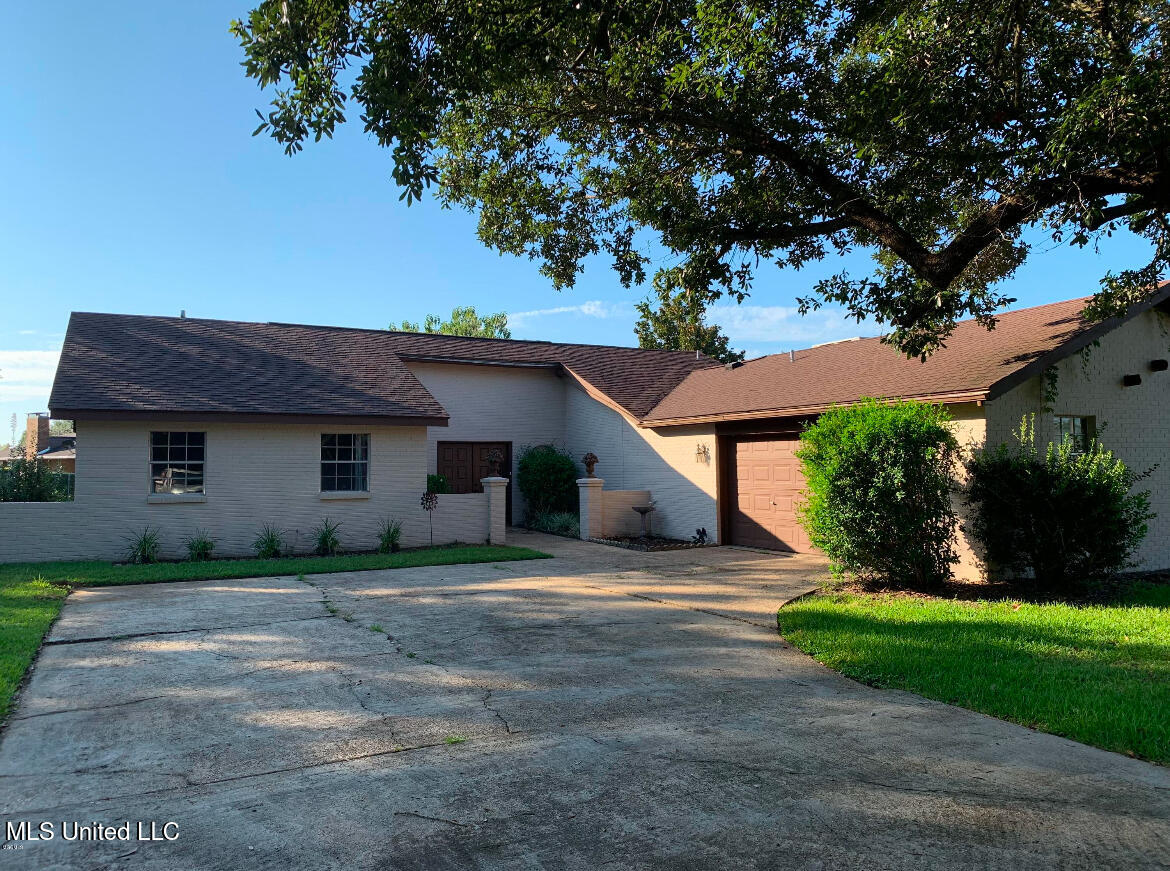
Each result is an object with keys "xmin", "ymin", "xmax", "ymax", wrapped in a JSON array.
[{"xmin": 234, "ymin": 1, "xmax": 1169, "ymax": 357}]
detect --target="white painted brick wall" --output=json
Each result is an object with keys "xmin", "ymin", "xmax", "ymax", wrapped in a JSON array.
[
  {"xmin": 948, "ymin": 402, "xmax": 989, "ymax": 581},
  {"xmin": 407, "ymin": 362, "xmax": 567, "ymax": 521},
  {"xmin": 0, "ymin": 420, "xmax": 491, "ymax": 563},
  {"xmin": 985, "ymin": 309, "xmax": 1170, "ymax": 570},
  {"xmin": 563, "ymin": 383, "xmax": 718, "ymax": 541}
]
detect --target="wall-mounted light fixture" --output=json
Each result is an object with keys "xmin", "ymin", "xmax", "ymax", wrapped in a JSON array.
[
  {"xmin": 1150, "ymin": 359, "xmax": 1168, "ymax": 372},
  {"xmin": 695, "ymin": 443, "xmax": 711, "ymax": 464},
  {"xmin": 1123, "ymin": 373, "xmax": 1143, "ymax": 387}
]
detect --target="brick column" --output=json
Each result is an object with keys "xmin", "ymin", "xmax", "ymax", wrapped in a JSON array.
[
  {"xmin": 577, "ymin": 477, "xmax": 604, "ymax": 540},
  {"xmin": 481, "ymin": 477, "xmax": 509, "ymax": 545}
]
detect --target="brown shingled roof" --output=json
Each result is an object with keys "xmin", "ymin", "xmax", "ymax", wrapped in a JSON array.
[
  {"xmin": 644, "ymin": 287, "xmax": 1170, "ymax": 426},
  {"xmin": 49, "ymin": 313, "xmax": 717, "ymax": 422}
]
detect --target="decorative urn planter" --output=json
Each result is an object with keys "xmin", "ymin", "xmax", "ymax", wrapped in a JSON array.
[
  {"xmin": 582, "ymin": 452, "xmax": 599, "ymax": 477},
  {"xmin": 486, "ymin": 447, "xmax": 505, "ymax": 477}
]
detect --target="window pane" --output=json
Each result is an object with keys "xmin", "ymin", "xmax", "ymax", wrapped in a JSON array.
[
  {"xmin": 149, "ymin": 432, "xmax": 206, "ymax": 494},
  {"xmin": 320, "ymin": 434, "xmax": 370, "ymax": 491}
]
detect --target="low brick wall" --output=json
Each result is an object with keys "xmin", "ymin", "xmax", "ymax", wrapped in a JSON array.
[
  {"xmin": 599, "ymin": 490, "xmax": 653, "ymax": 538},
  {"xmin": 0, "ymin": 492, "xmax": 495, "ymax": 564},
  {"xmin": 577, "ymin": 479, "xmax": 653, "ymax": 540}
]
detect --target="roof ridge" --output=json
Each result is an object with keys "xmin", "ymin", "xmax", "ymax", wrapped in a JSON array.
[
  {"xmin": 67, "ymin": 311, "xmax": 715, "ymax": 359},
  {"xmin": 746, "ymin": 295, "xmax": 1094, "ymax": 365}
]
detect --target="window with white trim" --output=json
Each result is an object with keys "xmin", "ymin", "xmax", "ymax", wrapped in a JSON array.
[
  {"xmin": 1055, "ymin": 415, "xmax": 1095, "ymax": 452},
  {"xmin": 150, "ymin": 431, "xmax": 205, "ymax": 494},
  {"xmin": 321, "ymin": 434, "xmax": 369, "ymax": 492}
]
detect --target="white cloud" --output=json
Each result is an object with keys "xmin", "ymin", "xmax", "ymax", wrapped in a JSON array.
[
  {"xmin": 0, "ymin": 349, "xmax": 62, "ymax": 403},
  {"xmin": 708, "ymin": 303, "xmax": 875, "ymax": 347},
  {"xmin": 508, "ymin": 300, "xmax": 631, "ymax": 329}
]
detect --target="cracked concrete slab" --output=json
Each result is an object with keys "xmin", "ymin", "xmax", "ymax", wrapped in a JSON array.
[{"xmin": 1, "ymin": 530, "xmax": 1167, "ymax": 869}]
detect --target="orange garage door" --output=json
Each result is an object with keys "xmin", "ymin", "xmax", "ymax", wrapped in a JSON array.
[{"xmin": 730, "ymin": 437, "xmax": 813, "ymax": 552}]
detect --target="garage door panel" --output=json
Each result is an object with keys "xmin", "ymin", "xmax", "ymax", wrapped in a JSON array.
[{"xmin": 730, "ymin": 437, "xmax": 812, "ymax": 553}]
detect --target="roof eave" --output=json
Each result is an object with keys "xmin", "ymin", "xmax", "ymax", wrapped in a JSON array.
[
  {"xmin": 639, "ymin": 389, "xmax": 990, "ymax": 428},
  {"xmin": 50, "ymin": 409, "xmax": 451, "ymax": 428}
]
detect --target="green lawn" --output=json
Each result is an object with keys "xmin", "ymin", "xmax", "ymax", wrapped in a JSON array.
[
  {"xmin": 0, "ymin": 575, "xmax": 71, "ymax": 721},
  {"xmin": 777, "ymin": 584, "xmax": 1170, "ymax": 764},
  {"xmin": 0, "ymin": 544, "xmax": 550, "ymax": 721}
]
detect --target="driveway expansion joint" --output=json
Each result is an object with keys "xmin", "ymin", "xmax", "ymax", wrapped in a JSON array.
[{"xmin": 44, "ymin": 613, "xmax": 333, "ymax": 646}]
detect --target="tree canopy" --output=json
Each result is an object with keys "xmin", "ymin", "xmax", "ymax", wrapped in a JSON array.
[
  {"xmin": 235, "ymin": 1, "xmax": 1169, "ymax": 357},
  {"xmin": 634, "ymin": 269, "xmax": 743, "ymax": 363},
  {"xmin": 395, "ymin": 306, "xmax": 511, "ymax": 338}
]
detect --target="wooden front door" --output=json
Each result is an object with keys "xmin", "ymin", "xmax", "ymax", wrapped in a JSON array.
[
  {"xmin": 436, "ymin": 441, "xmax": 512, "ymax": 523},
  {"xmin": 729, "ymin": 437, "xmax": 812, "ymax": 552}
]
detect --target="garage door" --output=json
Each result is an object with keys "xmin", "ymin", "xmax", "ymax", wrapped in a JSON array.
[{"xmin": 730, "ymin": 437, "xmax": 812, "ymax": 552}]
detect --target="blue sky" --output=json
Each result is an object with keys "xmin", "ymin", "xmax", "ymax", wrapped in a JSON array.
[{"xmin": 0, "ymin": 2, "xmax": 1157, "ymax": 443}]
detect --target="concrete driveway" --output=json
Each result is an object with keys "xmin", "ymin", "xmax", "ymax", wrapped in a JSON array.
[{"xmin": 2, "ymin": 531, "xmax": 1167, "ymax": 869}]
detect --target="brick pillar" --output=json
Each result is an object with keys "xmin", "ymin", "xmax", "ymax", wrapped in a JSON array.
[
  {"xmin": 26, "ymin": 414, "xmax": 49, "ymax": 461},
  {"xmin": 577, "ymin": 477, "xmax": 604, "ymax": 540},
  {"xmin": 481, "ymin": 477, "xmax": 509, "ymax": 545}
]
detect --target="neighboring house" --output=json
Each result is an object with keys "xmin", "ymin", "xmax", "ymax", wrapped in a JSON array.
[
  {"xmin": 0, "ymin": 415, "xmax": 76, "ymax": 471},
  {"xmin": 23, "ymin": 414, "xmax": 77, "ymax": 473},
  {"xmin": 2, "ymin": 284, "xmax": 1169, "ymax": 575}
]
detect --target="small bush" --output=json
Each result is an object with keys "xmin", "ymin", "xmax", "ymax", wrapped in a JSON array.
[
  {"xmin": 965, "ymin": 415, "xmax": 1154, "ymax": 589},
  {"xmin": 527, "ymin": 510, "xmax": 580, "ymax": 538},
  {"xmin": 252, "ymin": 524, "xmax": 285, "ymax": 559},
  {"xmin": 426, "ymin": 473, "xmax": 450, "ymax": 494},
  {"xmin": 517, "ymin": 444, "xmax": 578, "ymax": 517},
  {"xmin": 184, "ymin": 530, "xmax": 215, "ymax": 561},
  {"xmin": 378, "ymin": 517, "xmax": 403, "ymax": 554},
  {"xmin": 125, "ymin": 527, "xmax": 162, "ymax": 564},
  {"xmin": 796, "ymin": 399, "xmax": 959, "ymax": 588},
  {"xmin": 0, "ymin": 458, "xmax": 72, "ymax": 502},
  {"xmin": 312, "ymin": 518, "xmax": 342, "ymax": 556}
]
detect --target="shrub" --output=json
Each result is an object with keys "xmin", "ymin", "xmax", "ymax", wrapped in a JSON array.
[
  {"xmin": 516, "ymin": 444, "xmax": 578, "ymax": 517},
  {"xmin": 965, "ymin": 415, "xmax": 1154, "ymax": 589},
  {"xmin": 426, "ymin": 473, "xmax": 450, "ymax": 494},
  {"xmin": 0, "ymin": 458, "xmax": 72, "ymax": 502},
  {"xmin": 312, "ymin": 518, "xmax": 342, "ymax": 556},
  {"xmin": 527, "ymin": 510, "xmax": 580, "ymax": 538},
  {"xmin": 378, "ymin": 517, "xmax": 403, "ymax": 553},
  {"xmin": 252, "ymin": 524, "xmax": 285, "ymax": 558},
  {"xmin": 796, "ymin": 399, "xmax": 959, "ymax": 588},
  {"xmin": 184, "ymin": 530, "xmax": 215, "ymax": 561},
  {"xmin": 125, "ymin": 527, "xmax": 162, "ymax": 564}
]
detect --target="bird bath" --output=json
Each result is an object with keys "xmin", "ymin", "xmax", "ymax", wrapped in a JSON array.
[{"xmin": 632, "ymin": 504, "xmax": 656, "ymax": 538}]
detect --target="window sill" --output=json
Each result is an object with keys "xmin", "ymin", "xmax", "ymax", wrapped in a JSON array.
[
  {"xmin": 148, "ymin": 493, "xmax": 207, "ymax": 504},
  {"xmin": 320, "ymin": 491, "xmax": 371, "ymax": 501}
]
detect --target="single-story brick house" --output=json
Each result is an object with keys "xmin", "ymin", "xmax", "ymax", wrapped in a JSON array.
[{"xmin": 3, "ymin": 285, "xmax": 1169, "ymax": 576}]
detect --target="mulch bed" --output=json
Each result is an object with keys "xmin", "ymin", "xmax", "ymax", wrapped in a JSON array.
[{"xmin": 589, "ymin": 536, "xmax": 709, "ymax": 552}]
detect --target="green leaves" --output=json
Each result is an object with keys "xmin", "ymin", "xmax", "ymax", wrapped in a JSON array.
[
  {"xmin": 394, "ymin": 305, "xmax": 511, "ymax": 338},
  {"xmin": 965, "ymin": 415, "xmax": 1155, "ymax": 588},
  {"xmin": 235, "ymin": 0, "xmax": 1170, "ymax": 356},
  {"xmin": 796, "ymin": 399, "xmax": 960, "ymax": 587},
  {"xmin": 633, "ymin": 266, "xmax": 744, "ymax": 362}
]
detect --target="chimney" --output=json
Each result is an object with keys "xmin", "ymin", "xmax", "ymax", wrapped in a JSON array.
[{"xmin": 26, "ymin": 413, "xmax": 49, "ymax": 461}]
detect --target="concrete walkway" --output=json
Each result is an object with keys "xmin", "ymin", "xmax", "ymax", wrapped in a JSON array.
[{"xmin": 1, "ymin": 531, "xmax": 1167, "ymax": 869}]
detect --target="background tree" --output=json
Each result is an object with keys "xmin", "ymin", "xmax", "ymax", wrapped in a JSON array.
[
  {"xmin": 634, "ymin": 269, "xmax": 744, "ymax": 363},
  {"xmin": 394, "ymin": 306, "xmax": 511, "ymax": 339},
  {"xmin": 236, "ymin": 1, "xmax": 1169, "ymax": 357}
]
